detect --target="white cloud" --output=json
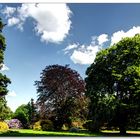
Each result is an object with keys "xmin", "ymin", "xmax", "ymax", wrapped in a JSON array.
[
  {"xmin": 3, "ymin": 4, "xmax": 72, "ymax": 44},
  {"xmin": 7, "ymin": 90, "xmax": 17, "ymax": 97},
  {"xmin": 8, "ymin": 17, "xmax": 20, "ymax": 26},
  {"xmin": 67, "ymin": 26, "xmax": 140, "ymax": 65},
  {"xmin": 2, "ymin": 6, "xmax": 16, "ymax": 18},
  {"xmin": 65, "ymin": 36, "xmax": 102, "ymax": 65},
  {"xmin": 111, "ymin": 26, "xmax": 140, "ymax": 45},
  {"xmin": 63, "ymin": 43, "xmax": 78, "ymax": 54},
  {"xmin": 0, "ymin": 64, "xmax": 9, "ymax": 71},
  {"xmin": 97, "ymin": 34, "xmax": 109, "ymax": 45},
  {"xmin": 70, "ymin": 45, "xmax": 99, "ymax": 65}
]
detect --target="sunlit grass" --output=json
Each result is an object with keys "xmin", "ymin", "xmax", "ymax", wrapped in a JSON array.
[
  {"xmin": 0, "ymin": 129, "xmax": 140, "ymax": 137},
  {"xmin": 0, "ymin": 129, "xmax": 97, "ymax": 136}
]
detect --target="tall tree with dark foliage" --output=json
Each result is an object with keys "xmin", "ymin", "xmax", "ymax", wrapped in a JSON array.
[
  {"xmin": 85, "ymin": 34, "xmax": 140, "ymax": 135},
  {"xmin": 35, "ymin": 64, "xmax": 87, "ymax": 130}
]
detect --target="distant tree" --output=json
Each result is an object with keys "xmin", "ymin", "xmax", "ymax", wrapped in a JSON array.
[
  {"xmin": 35, "ymin": 64, "xmax": 87, "ymax": 130},
  {"xmin": 0, "ymin": 18, "xmax": 11, "ymax": 120},
  {"xmin": 27, "ymin": 98, "xmax": 39, "ymax": 127},
  {"xmin": 85, "ymin": 34, "xmax": 140, "ymax": 135},
  {"xmin": 13, "ymin": 104, "xmax": 29, "ymax": 128}
]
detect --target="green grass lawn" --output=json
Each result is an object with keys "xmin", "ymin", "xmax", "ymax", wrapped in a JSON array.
[
  {"xmin": 0, "ymin": 129, "xmax": 98, "ymax": 137},
  {"xmin": 0, "ymin": 129, "xmax": 140, "ymax": 137}
]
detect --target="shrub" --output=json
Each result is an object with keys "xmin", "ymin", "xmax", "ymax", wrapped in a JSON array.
[
  {"xmin": 40, "ymin": 120, "xmax": 54, "ymax": 131},
  {"xmin": 69, "ymin": 127, "xmax": 79, "ymax": 133},
  {"xmin": 83, "ymin": 120, "xmax": 96, "ymax": 131},
  {"xmin": 62, "ymin": 124, "xmax": 69, "ymax": 130},
  {"xmin": 33, "ymin": 120, "xmax": 54, "ymax": 131},
  {"xmin": 7, "ymin": 119, "xmax": 22, "ymax": 129},
  {"xmin": 72, "ymin": 121, "xmax": 84, "ymax": 129},
  {"xmin": 33, "ymin": 121, "xmax": 42, "ymax": 131},
  {"xmin": 0, "ymin": 121, "xmax": 9, "ymax": 131}
]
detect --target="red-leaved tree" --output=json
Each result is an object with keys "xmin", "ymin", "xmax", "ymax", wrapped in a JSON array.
[{"xmin": 35, "ymin": 64, "xmax": 88, "ymax": 130}]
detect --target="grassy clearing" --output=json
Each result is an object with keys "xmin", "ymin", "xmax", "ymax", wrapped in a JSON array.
[
  {"xmin": 0, "ymin": 129, "xmax": 140, "ymax": 137},
  {"xmin": 0, "ymin": 129, "xmax": 98, "ymax": 137}
]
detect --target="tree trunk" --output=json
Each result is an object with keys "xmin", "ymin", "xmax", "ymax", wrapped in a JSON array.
[{"xmin": 119, "ymin": 125, "xmax": 126, "ymax": 135}]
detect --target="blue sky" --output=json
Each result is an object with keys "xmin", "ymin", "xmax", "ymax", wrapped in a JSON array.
[{"xmin": 1, "ymin": 3, "xmax": 140, "ymax": 111}]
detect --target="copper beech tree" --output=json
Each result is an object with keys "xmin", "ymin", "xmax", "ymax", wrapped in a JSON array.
[{"xmin": 35, "ymin": 64, "xmax": 88, "ymax": 130}]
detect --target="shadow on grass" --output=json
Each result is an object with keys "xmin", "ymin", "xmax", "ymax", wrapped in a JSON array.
[
  {"xmin": 0, "ymin": 130, "xmax": 140, "ymax": 137},
  {"xmin": 0, "ymin": 130, "xmax": 92, "ymax": 137},
  {"xmin": 100, "ymin": 132, "xmax": 140, "ymax": 137}
]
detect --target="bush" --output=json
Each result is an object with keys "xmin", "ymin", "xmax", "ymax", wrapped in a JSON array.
[
  {"xmin": 40, "ymin": 120, "xmax": 54, "ymax": 131},
  {"xmin": 83, "ymin": 120, "xmax": 100, "ymax": 132},
  {"xmin": 69, "ymin": 127, "xmax": 79, "ymax": 133},
  {"xmin": 7, "ymin": 119, "xmax": 22, "ymax": 129},
  {"xmin": 72, "ymin": 121, "xmax": 84, "ymax": 129},
  {"xmin": 83, "ymin": 120, "xmax": 93, "ymax": 130},
  {"xmin": 33, "ymin": 120, "xmax": 54, "ymax": 131},
  {"xmin": 0, "ymin": 121, "xmax": 9, "ymax": 131},
  {"xmin": 33, "ymin": 121, "xmax": 42, "ymax": 131}
]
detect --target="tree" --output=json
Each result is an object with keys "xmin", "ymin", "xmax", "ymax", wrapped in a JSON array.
[
  {"xmin": 0, "ymin": 97, "xmax": 13, "ymax": 120},
  {"xmin": 35, "ymin": 64, "xmax": 87, "ymax": 130},
  {"xmin": 27, "ymin": 98, "xmax": 39, "ymax": 128},
  {"xmin": 13, "ymin": 104, "xmax": 30, "ymax": 128},
  {"xmin": 0, "ymin": 18, "xmax": 11, "ymax": 120},
  {"xmin": 85, "ymin": 34, "xmax": 140, "ymax": 135}
]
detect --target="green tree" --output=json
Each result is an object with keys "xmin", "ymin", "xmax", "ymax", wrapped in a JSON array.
[
  {"xmin": 0, "ymin": 18, "xmax": 11, "ymax": 120},
  {"xmin": 35, "ymin": 64, "xmax": 87, "ymax": 130},
  {"xmin": 85, "ymin": 34, "xmax": 140, "ymax": 135},
  {"xmin": 13, "ymin": 104, "xmax": 29, "ymax": 128},
  {"xmin": 0, "ymin": 97, "xmax": 13, "ymax": 120},
  {"xmin": 27, "ymin": 98, "xmax": 39, "ymax": 128}
]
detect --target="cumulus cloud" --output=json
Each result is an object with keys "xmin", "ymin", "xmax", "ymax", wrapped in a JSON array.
[
  {"xmin": 63, "ymin": 43, "xmax": 79, "ymax": 54},
  {"xmin": 111, "ymin": 26, "xmax": 140, "ymax": 45},
  {"xmin": 0, "ymin": 64, "xmax": 10, "ymax": 71},
  {"xmin": 97, "ymin": 34, "xmax": 109, "ymax": 45},
  {"xmin": 2, "ymin": 4, "xmax": 72, "ymax": 43},
  {"xmin": 2, "ymin": 6, "xmax": 16, "ymax": 17},
  {"xmin": 7, "ymin": 90, "xmax": 17, "ymax": 97},
  {"xmin": 70, "ymin": 45, "xmax": 99, "ymax": 65},
  {"xmin": 64, "ymin": 36, "xmax": 101, "ymax": 65},
  {"xmin": 66, "ymin": 26, "xmax": 140, "ymax": 65},
  {"xmin": 8, "ymin": 17, "xmax": 20, "ymax": 26}
]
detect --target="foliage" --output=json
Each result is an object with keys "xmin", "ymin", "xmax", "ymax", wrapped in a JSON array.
[
  {"xmin": 33, "ymin": 120, "xmax": 54, "ymax": 131},
  {"xmin": 0, "ymin": 18, "xmax": 11, "ymax": 97},
  {"xmin": 6, "ymin": 119, "xmax": 22, "ymax": 129},
  {"xmin": 13, "ymin": 104, "xmax": 29, "ymax": 128},
  {"xmin": 33, "ymin": 121, "xmax": 42, "ymax": 131},
  {"xmin": 13, "ymin": 100, "xmax": 39, "ymax": 129},
  {"xmin": 71, "ymin": 119, "xmax": 84, "ymax": 129},
  {"xmin": 35, "ymin": 64, "xmax": 88, "ymax": 130},
  {"xmin": 0, "ymin": 121, "xmax": 9, "ymax": 131},
  {"xmin": 0, "ymin": 97, "xmax": 13, "ymax": 120},
  {"xmin": 40, "ymin": 120, "xmax": 54, "ymax": 131},
  {"xmin": 27, "ymin": 98, "xmax": 39, "ymax": 127},
  {"xmin": 85, "ymin": 34, "xmax": 140, "ymax": 135},
  {"xmin": 0, "ymin": 18, "xmax": 11, "ymax": 121}
]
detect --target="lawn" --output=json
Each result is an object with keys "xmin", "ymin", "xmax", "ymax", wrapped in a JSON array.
[
  {"xmin": 0, "ymin": 129, "xmax": 140, "ymax": 137},
  {"xmin": 0, "ymin": 129, "xmax": 98, "ymax": 137}
]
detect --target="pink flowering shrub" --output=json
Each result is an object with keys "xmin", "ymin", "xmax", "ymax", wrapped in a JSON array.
[{"xmin": 7, "ymin": 119, "xmax": 22, "ymax": 129}]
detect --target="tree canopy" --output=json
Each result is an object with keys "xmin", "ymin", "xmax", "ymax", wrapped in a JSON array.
[
  {"xmin": 0, "ymin": 18, "xmax": 11, "ymax": 97},
  {"xmin": 0, "ymin": 18, "xmax": 11, "ymax": 120},
  {"xmin": 85, "ymin": 34, "xmax": 140, "ymax": 134},
  {"xmin": 35, "ymin": 64, "xmax": 88, "ymax": 130}
]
